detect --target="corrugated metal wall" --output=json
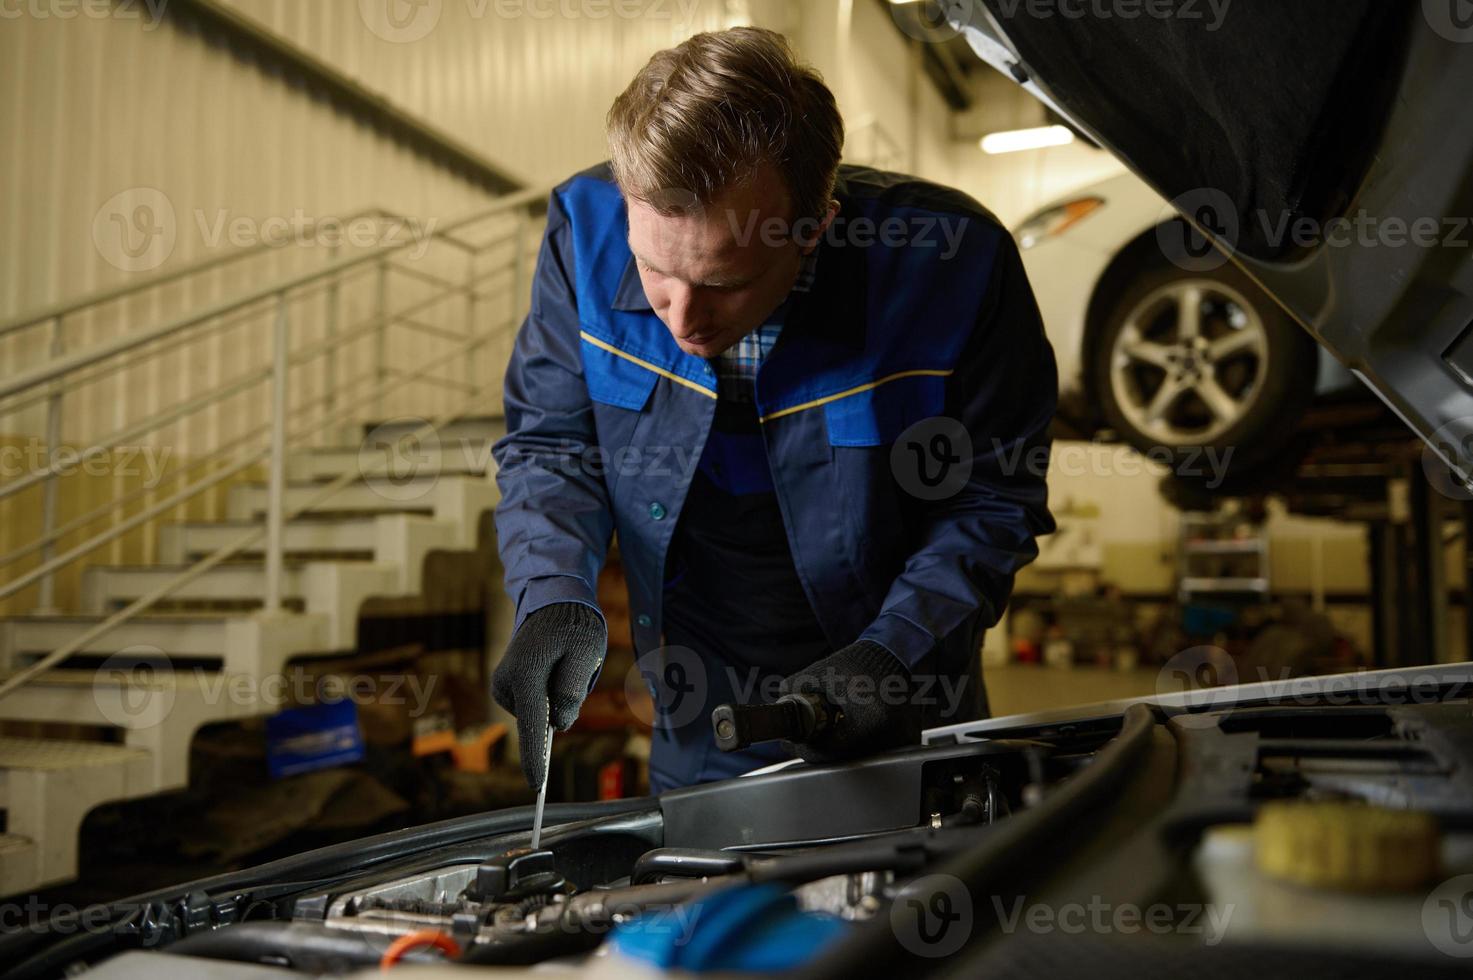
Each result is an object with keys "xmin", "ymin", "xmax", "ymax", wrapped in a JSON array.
[{"xmin": 215, "ymin": 0, "xmax": 740, "ymax": 185}]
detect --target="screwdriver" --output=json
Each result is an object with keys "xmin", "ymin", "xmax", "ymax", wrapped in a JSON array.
[{"xmin": 529, "ymin": 717, "xmax": 554, "ymax": 850}]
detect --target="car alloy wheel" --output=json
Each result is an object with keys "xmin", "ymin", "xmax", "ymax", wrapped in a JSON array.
[{"xmin": 1108, "ymin": 278, "xmax": 1269, "ymax": 447}]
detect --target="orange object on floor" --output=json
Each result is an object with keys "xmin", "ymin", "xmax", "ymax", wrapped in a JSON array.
[
  {"xmin": 599, "ymin": 758, "xmax": 627, "ymax": 800},
  {"xmin": 451, "ymin": 723, "xmax": 507, "ymax": 773}
]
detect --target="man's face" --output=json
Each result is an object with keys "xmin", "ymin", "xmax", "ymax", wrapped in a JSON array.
[{"xmin": 626, "ymin": 164, "xmax": 808, "ymax": 359}]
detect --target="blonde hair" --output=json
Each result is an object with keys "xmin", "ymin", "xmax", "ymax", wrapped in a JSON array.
[{"xmin": 607, "ymin": 27, "xmax": 844, "ymax": 223}]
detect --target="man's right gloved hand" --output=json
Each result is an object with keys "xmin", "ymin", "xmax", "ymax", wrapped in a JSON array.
[{"xmin": 491, "ymin": 602, "xmax": 607, "ymax": 790}]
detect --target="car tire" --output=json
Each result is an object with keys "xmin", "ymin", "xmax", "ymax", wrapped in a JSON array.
[{"xmin": 1091, "ymin": 253, "xmax": 1319, "ymax": 476}]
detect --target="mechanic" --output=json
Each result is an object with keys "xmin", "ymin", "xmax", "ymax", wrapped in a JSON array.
[{"xmin": 490, "ymin": 26, "xmax": 1057, "ymax": 793}]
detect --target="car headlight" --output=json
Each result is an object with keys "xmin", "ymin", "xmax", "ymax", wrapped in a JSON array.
[{"xmin": 1014, "ymin": 195, "xmax": 1105, "ymax": 250}]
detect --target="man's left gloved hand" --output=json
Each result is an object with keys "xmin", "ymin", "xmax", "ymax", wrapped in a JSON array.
[{"xmin": 777, "ymin": 640, "xmax": 922, "ymax": 763}]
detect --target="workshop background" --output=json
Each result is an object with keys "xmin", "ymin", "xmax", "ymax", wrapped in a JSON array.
[{"xmin": 0, "ymin": 0, "xmax": 1461, "ymax": 906}]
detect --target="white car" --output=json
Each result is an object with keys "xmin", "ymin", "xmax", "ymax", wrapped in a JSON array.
[{"xmin": 1016, "ymin": 172, "xmax": 1351, "ymax": 474}]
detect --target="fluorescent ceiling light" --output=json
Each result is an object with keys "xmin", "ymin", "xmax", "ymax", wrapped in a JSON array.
[{"xmin": 980, "ymin": 125, "xmax": 1075, "ymax": 155}]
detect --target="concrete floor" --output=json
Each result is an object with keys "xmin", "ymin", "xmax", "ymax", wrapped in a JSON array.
[{"xmin": 984, "ymin": 664, "xmax": 1162, "ymax": 718}]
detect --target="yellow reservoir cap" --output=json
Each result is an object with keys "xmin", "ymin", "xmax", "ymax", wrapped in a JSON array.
[{"xmin": 1254, "ymin": 802, "xmax": 1440, "ymax": 891}]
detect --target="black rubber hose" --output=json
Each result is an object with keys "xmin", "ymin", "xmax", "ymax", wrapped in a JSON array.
[
  {"xmin": 163, "ymin": 921, "xmax": 446, "ymax": 971},
  {"xmin": 631, "ymin": 847, "xmax": 751, "ymax": 884}
]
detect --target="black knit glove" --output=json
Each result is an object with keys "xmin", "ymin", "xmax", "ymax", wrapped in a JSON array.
[
  {"xmin": 778, "ymin": 641, "xmax": 922, "ymax": 763},
  {"xmin": 491, "ymin": 602, "xmax": 607, "ymax": 789}
]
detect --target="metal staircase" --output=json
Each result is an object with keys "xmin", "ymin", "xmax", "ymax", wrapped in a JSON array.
[{"xmin": 0, "ymin": 189, "xmax": 548, "ymax": 897}]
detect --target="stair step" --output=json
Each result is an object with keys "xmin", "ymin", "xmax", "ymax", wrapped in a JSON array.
[
  {"xmin": 0, "ymin": 833, "xmax": 37, "ymax": 893},
  {"xmin": 82, "ymin": 562, "xmax": 306, "ymax": 614},
  {"xmin": 0, "ymin": 614, "xmax": 230, "ymax": 663},
  {"xmin": 0, "ymin": 735, "xmax": 152, "ymax": 772},
  {"xmin": 0, "ymin": 737, "xmax": 156, "ymax": 897},
  {"xmin": 0, "ymin": 668, "xmax": 269, "ymax": 781},
  {"xmin": 159, "ymin": 517, "xmax": 382, "ymax": 562},
  {"xmin": 0, "ymin": 611, "xmax": 328, "ymax": 678},
  {"xmin": 225, "ymin": 475, "xmax": 496, "ymax": 549},
  {"xmin": 289, "ymin": 442, "xmax": 494, "ymax": 482},
  {"xmin": 360, "ymin": 416, "xmax": 506, "ymax": 445},
  {"xmin": 227, "ymin": 479, "xmax": 438, "ymax": 519}
]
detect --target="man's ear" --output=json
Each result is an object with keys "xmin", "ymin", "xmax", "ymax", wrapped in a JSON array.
[{"xmin": 799, "ymin": 200, "xmax": 840, "ymax": 255}]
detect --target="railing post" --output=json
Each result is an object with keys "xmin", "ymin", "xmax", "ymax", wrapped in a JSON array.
[
  {"xmin": 463, "ymin": 250, "xmax": 477, "ymax": 398},
  {"xmin": 264, "ymin": 291, "xmax": 290, "ymax": 614},
  {"xmin": 324, "ymin": 244, "xmax": 340, "ymax": 443},
  {"xmin": 35, "ymin": 314, "xmax": 64, "ymax": 614},
  {"xmin": 375, "ymin": 257, "xmax": 389, "ymax": 421}
]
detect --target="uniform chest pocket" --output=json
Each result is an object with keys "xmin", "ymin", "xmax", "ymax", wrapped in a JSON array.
[
  {"xmin": 580, "ymin": 334, "xmax": 658, "ymax": 411},
  {"xmin": 822, "ymin": 372, "xmax": 948, "ymax": 447}
]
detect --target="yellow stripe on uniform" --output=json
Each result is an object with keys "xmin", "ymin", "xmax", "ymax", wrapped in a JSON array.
[
  {"xmin": 758, "ymin": 369, "xmax": 954, "ymax": 423},
  {"xmin": 578, "ymin": 331, "xmax": 717, "ymax": 399}
]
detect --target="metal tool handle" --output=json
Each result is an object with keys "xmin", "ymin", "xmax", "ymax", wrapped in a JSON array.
[{"xmin": 711, "ymin": 692, "xmax": 831, "ymax": 752}]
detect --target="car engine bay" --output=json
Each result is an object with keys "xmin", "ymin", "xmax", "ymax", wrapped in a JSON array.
[{"xmin": 7, "ymin": 666, "xmax": 1473, "ymax": 978}]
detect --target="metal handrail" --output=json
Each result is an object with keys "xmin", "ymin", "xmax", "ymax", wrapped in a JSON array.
[
  {"xmin": 0, "ymin": 207, "xmax": 399, "ymax": 341},
  {"xmin": 0, "ymin": 184, "xmax": 547, "ymax": 676},
  {"xmin": 0, "ymin": 363, "xmax": 272, "ymax": 503},
  {"xmin": 0, "ymin": 262, "xmax": 378, "ymax": 420},
  {"xmin": 0, "ymin": 272, "xmax": 515, "ymax": 505},
  {"xmin": 0, "ymin": 370, "xmax": 380, "ymax": 570},
  {"xmin": 0, "ymin": 185, "xmax": 546, "ymax": 402}
]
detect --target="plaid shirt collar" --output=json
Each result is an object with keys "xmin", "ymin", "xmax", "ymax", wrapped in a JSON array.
[{"xmin": 713, "ymin": 249, "xmax": 819, "ymax": 402}]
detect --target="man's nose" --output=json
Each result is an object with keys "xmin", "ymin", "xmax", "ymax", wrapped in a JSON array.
[{"xmin": 665, "ymin": 285, "xmax": 707, "ymax": 338}]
